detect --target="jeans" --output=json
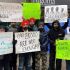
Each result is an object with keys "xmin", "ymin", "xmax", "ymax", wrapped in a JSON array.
[
  {"xmin": 10, "ymin": 54, "xmax": 17, "ymax": 70},
  {"xmin": 4, "ymin": 54, "xmax": 12, "ymax": 70},
  {"xmin": 18, "ymin": 53, "xmax": 32, "ymax": 70},
  {"xmin": 66, "ymin": 60, "xmax": 70, "ymax": 70},
  {"xmin": 49, "ymin": 45, "xmax": 62, "ymax": 70},
  {"xmin": 0, "ymin": 60, "xmax": 3, "ymax": 70},
  {"xmin": 32, "ymin": 52, "xmax": 35, "ymax": 70}
]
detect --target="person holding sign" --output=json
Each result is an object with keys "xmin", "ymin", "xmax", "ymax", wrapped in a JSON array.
[
  {"xmin": 35, "ymin": 20, "xmax": 48, "ymax": 70},
  {"xmin": 18, "ymin": 20, "xmax": 32, "ymax": 70},
  {"xmin": 0, "ymin": 26, "xmax": 6, "ymax": 70},
  {"xmin": 64, "ymin": 34, "xmax": 70, "ymax": 70},
  {"xmin": 28, "ymin": 18, "xmax": 38, "ymax": 70},
  {"xmin": 0, "ymin": 26, "xmax": 12, "ymax": 70},
  {"xmin": 28, "ymin": 18, "xmax": 38, "ymax": 31},
  {"xmin": 8, "ymin": 22, "xmax": 18, "ymax": 70},
  {"xmin": 48, "ymin": 20, "xmax": 69, "ymax": 70}
]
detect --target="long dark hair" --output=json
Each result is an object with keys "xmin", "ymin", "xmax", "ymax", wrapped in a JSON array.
[{"xmin": 52, "ymin": 20, "xmax": 61, "ymax": 30}]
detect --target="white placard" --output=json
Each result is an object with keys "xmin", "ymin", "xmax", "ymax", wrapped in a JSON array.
[
  {"xmin": 44, "ymin": 5, "xmax": 68, "ymax": 23},
  {"xmin": 0, "ymin": 2, "xmax": 22, "ymax": 22},
  {"xmin": 15, "ymin": 31, "xmax": 40, "ymax": 54},
  {"xmin": 0, "ymin": 32, "xmax": 13, "ymax": 55}
]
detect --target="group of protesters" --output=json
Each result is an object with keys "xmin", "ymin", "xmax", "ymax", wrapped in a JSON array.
[{"xmin": 0, "ymin": 17, "xmax": 70, "ymax": 70}]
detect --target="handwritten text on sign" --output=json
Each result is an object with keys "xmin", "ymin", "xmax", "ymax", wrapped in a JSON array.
[
  {"xmin": 56, "ymin": 40, "xmax": 70, "ymax": 60},
  {"xmin": 0, "ymin": 2, "xmax": 22, "ymax": 22},
  {"xmin": 15, "ymin": 31, "xmax": 40, "ymax": 54},
  {"xmin": 0, "ymin": 32, "xmax": 13, "ymax": 55},
  {"xmin": 44, "ymin": 5, "xmax": 68, "ymax": 23}
]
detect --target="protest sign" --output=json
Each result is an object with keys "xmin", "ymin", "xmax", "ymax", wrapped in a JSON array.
[
  {"xmin": 0, "ymin": 32, "xmax": 13, "ymax": 55},
  {"xmin": 0, "ymin": 2, "xmax": 22, "ymax": 22},
  {"xmin": 44, "ymin": 5, "xmax": 68, "ymax": 23},
  {"xmin": 15, "ymin": 31, "xmax": 40, "ymax": 54},
  {"xmin": 56, "ymin": 40, "xmax": 70, "ymax": 60},
  {"xmin": 22, "ymin": 3, "xmax": 41, "ymax": 19}
]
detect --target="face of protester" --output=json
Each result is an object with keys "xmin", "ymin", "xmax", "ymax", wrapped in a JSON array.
[
  {"xmin": 53, "ymin": 22, "xmax": 59, "ymax": 29},
  {"xmin": 11, "ymin": 22, "xmax": 16, "ymax": 27},
  {"xmin": 22, "ymin": 25, "xmax": 28, "ymax": 31},
  {"xmin": 38, "ymin": 23, "xmax": 44, "ymax": 29},
  {"xmin": 30, "ymin": 21, "xmax": 35, "ymax": 26},
  {"xmin": 38, "ymin": 22, "xmax": 44, "ymax": 32},
  {"xmin": 0, "ymin": 28, "xmax": 5, "ymax": 32}
]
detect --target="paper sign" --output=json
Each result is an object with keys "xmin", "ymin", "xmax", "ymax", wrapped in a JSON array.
[
  {"xmin": 44, "ymin": 5, "xmax": 68, "ymax": 23},
  {"xmin": 0, "ymin": 2, "xmax": 22, "ymax": 22},
  {"xmin": 15, "ymin": 31, "xmax": 40, "ymax": 54},
  {"xmin": 56, "ymin": 40, "xmax": 70, "ymax": 60},
  {"xmin": 0, "ymin": 32, "xmax": 13, "ymax": 55},
  {"xmin": 22, "ymin": 3, "xmax": 41, "ymax": 19}
]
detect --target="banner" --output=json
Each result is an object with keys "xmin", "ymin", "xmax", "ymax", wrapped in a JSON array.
[
  {"xmin": 56, "ymin": 40, "xmax": 70, "ymax": 60},
  {"xmin": 44, "ymin": 5, "xmax": 68, "ymax": 23},
  {"xmin": 0, "ymin": 32, "xmax": 13, "ymax": 55},
  {"xmin": 15, "ymin": 31, "xmax": 40, "ymax": 54},
  {"xmin": 0, "ymin": 2, "xmax": 22, "ymax": 22},
  {"xmin": 22, "ymin": 3, "xmax": 41, "ymax": 19}
]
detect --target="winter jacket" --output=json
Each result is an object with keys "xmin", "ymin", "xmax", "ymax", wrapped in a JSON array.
[
  {"xmin": 48, "ymin": 28, "xmax": 65, "ymax": 44},
  {"xmin": 28, "ymin": 25, "xmax": 38, "ymax": 31},
  {"xmin": 8, "ymin": 26, "xmax": 17, "ymax": 32},
  {"xmin": 48, "ymin": 20, "xmax": 66, "ymax": 46},
  {"xmin": 39, "ymin": 31, "xmax": 48, "ymax": 52}
]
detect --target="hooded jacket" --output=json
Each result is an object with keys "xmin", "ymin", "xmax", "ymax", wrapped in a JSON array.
[{"xmin": 48, "ymin": 22, "xmax": 65, "ymax": 45}]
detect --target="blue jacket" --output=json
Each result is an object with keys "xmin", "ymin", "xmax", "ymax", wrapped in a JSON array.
[{"xmin": 39, "ymin": 31, "xmax": 48, "ymax": 52}]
